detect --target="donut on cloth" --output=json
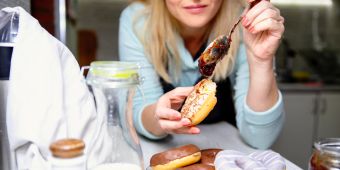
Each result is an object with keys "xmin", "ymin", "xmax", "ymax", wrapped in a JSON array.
[{"xmin": 214, "ymin": 150, "xmax": 286, "ymax": 170}]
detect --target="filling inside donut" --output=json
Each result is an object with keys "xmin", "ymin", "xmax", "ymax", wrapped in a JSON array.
[{"xmin": 181, "ymin": 79, "xmax": 216, "ymax": 119}]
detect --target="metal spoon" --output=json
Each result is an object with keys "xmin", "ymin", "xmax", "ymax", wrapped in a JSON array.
[{"xmin": 198, "ymin": 0, "xmax": 263, "ymax": 77}]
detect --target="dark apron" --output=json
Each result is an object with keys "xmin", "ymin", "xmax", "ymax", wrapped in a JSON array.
[
  {"xmin": 0, "ymin": 47, "xmax": 13, "ymax": 80},
  {"xmin": 160, "ymin": 42, "xmax": 237, "ymax": 127}
]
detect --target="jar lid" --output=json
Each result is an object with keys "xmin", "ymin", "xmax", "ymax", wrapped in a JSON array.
[
  {"xmin": 86, "ymin": 61, "xmax": 141, "ymax": 88},
  {"xmin": 314, "ymin": 138, "xmax": 340, "ymax": 157},
  {"xmin": 50, "ymin": 138, "xmax": 85, "ymax": 158}
]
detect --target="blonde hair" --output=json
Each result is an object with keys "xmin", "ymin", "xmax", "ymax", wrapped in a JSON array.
[{"xmin": 133, "ymin": 0, "xmax": 245, "ymax": 83}]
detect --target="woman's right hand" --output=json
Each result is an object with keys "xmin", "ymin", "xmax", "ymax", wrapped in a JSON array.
[{"xmin": 155, "ymin": 87, "xmax": 200, "ymax": 135}]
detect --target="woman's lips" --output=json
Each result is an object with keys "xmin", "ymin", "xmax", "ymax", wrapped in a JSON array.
[{"xmin": 183, "ymin": 4, "xmax": 207, "ymax": 14}]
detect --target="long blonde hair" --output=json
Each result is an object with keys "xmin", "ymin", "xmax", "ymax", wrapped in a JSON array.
[{"xmin": 132, "ymin": 0, "xmax": 245, "ymax": 83}]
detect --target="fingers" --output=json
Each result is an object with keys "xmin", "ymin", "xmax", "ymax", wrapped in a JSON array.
[
  {"xmin": 242, "ymin": 1, "xmax": 278, "ymax": 28},
  {"xmin": 247, "ymin": 8, "xmax": 281, "ymax": 30},
  {"xmin": 166, "ymin": 87, "xmax": 194, "ymax": 100},
  {"xmin": 158, "ymin": 118, "xmax": 200, "ymax": 134},
  {"xmin": 249, "ymin": 18, "xmax": 285, "ymax": 38},
  {"xmin": 156, "ymin": 107, "xmax": 181, "ymax": 120},
  {"xmin": 242, "ymin": 0, "xmax": 284, "ymax": 38},
  {"xmin": 166, "ymin": 86, "xmax": 194, "ymax": 110},
  {"xmin": 173, "ymin": 126, "xmax": 200, "ymax": 134},
  {"xmin": 155, "ymin": 86, "xmax": 198, "ymax": 134}
]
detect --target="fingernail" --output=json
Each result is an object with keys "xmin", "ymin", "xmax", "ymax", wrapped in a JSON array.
[
  {"xmin": 244, "ymin": 18, "xmax": 251, "ymax": 27},
  {"xmin": 175, "ymin": 113, "xmax": 182, "ymax": 120},
  {"xmin": 249, "ymin": 25, "xmax": 254, "ymax": 31},
  {"xmin": 181, "ymin": 119, "xmax": 191, "ymax": 126},
  {"xmin": 242, "ymin": 17, "xmax": 247, "ymax": 25},
  {"xmin": 250, "ymin": 27, "xmax": 256, "ymax": 33},
  {"xmin": 191, "ymin": 128, "xmax": 200, "ymax": 134}
]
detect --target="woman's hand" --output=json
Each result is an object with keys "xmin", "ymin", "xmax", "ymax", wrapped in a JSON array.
[
  {"xmin": 242, "ymin": 0, "xmax": 284, "ymax": 65},
  {"xmin": 154, "ymin": 87, "xmax": 200, "ymax": 135}
]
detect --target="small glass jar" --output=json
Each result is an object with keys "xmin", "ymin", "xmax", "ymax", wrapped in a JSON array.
[{"xmin": 309, "ymin": 138, "xmax": 340, "ymax": 170}]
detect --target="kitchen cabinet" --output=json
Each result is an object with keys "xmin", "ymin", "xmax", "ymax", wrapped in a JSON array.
[
  {"xmin": 317, "ymin": 93, "xmax": 340, "ymax": 139},
  {"xmin": 271, "ymin": 87, "xmax": 340, "ymax": 170},
  {"xmin": 271, "ymin": 92, "xmax": 316, "ymax": 169}
]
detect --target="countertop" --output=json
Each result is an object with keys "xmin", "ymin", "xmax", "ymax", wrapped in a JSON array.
[
  {"xmin": 139, "ymin": 122, "xmax": 302, "ymax": 170},
  {"xmin": 279, "ymin": 83, "xmax": 340, "ymax": 92}
]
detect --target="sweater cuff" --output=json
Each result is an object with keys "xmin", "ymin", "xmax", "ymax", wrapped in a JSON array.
[
  {"xmin": 243, "ymin": 91, "xmax": 284, "ymax": 125},
  {"xmin": 135, "ymin": 103, "xmax": 168, "ymax": 140}
]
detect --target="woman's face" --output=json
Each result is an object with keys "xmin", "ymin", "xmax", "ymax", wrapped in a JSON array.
[{"xmin": 165, "ymin": 0, "xmax": 222, "ymax": 29}]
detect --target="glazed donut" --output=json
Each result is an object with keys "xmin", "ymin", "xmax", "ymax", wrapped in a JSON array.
[
  {"xmin": 180, "ymin": 79, "xmax": 217, "ymax": 125},
  {"xmin": 178, "ymin": 163, "xmax": 215, "ymax": 170},
  {"xmin": 150, "ymin": 144, "xmax": 201, "ymax": 170},
  {"xmin": 200, "ymin": 149, "xmax": 222, "ymax": 166}
]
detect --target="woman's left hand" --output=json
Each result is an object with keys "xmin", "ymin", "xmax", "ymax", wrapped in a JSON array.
[{"xmin": 242, "ymin": 0, "xmax": 284, "ymax": 64}]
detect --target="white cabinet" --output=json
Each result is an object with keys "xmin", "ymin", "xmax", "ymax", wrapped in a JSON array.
[
  {"xmin": 317, "ymin": 93, "xmax": 340, "ymax": 139},
  {"xmin": 271, "ymin": 90, "xmax": 340, "ymax": 170},
  {"xmin": 271, "ymin": 92, "xmax": 317, "ymax": 169}
]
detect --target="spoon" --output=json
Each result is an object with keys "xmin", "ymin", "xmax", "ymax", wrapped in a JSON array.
[{"xmin": 198, "ymin": 0, "xmax": 263, "ymax": 77}]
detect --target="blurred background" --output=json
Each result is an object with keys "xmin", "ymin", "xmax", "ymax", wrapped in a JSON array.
[{"xmin": 1, "ymin": 0, "xmax": 340, "ymax": 169}]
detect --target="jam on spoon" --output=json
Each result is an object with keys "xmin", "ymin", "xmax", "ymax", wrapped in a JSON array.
[{"xmin": 198, "ymin": 0, "xmax": 263, "ymax": 77}]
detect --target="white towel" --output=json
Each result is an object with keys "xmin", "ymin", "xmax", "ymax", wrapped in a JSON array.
[
  {"xmin": 4, "ymin": 7, "xmax": 102, "ymax": 169},
  {"xmin": 214, "ymin": 150, "xmax": 286, "ymax": 170}
]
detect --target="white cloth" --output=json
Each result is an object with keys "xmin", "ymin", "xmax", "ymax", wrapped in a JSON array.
[
  {"xmin": 4, "ymin": 7, "xmax": 109, "ymax": 169},
  {"xmin": 214, "ymin": 150, "xmax": 286, "ymax": 170}
]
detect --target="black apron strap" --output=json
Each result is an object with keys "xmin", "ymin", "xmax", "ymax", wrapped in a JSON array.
[{"xmin": 0, "ymin": 47, "xmax": 13, "ymax": 80}]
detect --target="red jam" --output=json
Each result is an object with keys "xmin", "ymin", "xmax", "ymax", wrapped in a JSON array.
[{"xmin": 309, "ymin": 138, "xmax": 340, "ymax": 170}]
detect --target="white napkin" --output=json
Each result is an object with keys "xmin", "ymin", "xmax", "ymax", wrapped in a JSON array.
[
  {"xmin": 214, "ymin": 150, "xmax": 286, "ymax": 170},
  {"xmin": 3, "ymin": 7, "xmax": 103, "ymax": 169}
]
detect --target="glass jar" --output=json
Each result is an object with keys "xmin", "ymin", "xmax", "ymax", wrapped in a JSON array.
[
  {"xmin": 309, "ymin": 138, "xmax": 340, "ymax": 170},
  {"xmin": 84, "ymin": 61, "xmax": 144, "ymax": 170}
]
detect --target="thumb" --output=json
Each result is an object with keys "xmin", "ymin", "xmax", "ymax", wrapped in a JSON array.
[{"xmin": 169, "ymin": 87, "xmax": 194, "ymax": 97}]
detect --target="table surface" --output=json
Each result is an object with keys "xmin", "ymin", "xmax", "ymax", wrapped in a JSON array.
[{"xmin": 139, "ymin": 122, "xmax": 302, "ymax": 170}]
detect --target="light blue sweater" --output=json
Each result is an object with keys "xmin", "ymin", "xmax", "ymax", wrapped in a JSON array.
[{"xmin": 118, "ymin": 3, "xmax": 284, "ymax": 149}]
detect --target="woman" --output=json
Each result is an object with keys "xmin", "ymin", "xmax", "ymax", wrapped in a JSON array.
[{"xmin": 119, "ymin": 0, "xmax": 285, "ymax": 149}]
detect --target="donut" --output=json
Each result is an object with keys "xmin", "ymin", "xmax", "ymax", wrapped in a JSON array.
[
  {"xmin": 150, "ymin": 144, "xmax": 201, "ymax": 170},
  {"xmin": 177, "ymin": 163, "xmax": 215, "ymax": 170},
  {"xmin": 180, "ymin": 79, "xmax": 217, "ymax": 125},
  {"xmin": 200, "ymin": 149, "xmax": 222, "ymax": 166},
  {"xmin": 49, "ymin": 138, "xmax": 85, "ymax": 158}
]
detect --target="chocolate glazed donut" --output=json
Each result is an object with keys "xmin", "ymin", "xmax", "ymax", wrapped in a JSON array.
[
  {"xmin": 200, "ymin": 149, "xmax": 222, "ymax": 166},
  {"xmin": 177, "ymin": 163, "xmax": 215, "ymax": 170},
  {"xmin": 150, "ymin": 144, "xmax": 201, "ymax": 170}
]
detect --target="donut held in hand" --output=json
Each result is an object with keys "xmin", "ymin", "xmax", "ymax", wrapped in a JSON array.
[
  {"xmin": 180, "ymin": 79, "xmax": 217, "ymax": 125},
  {"xmin": 150, "ymin": 144, "xmax": 201, "ymax": 170}
]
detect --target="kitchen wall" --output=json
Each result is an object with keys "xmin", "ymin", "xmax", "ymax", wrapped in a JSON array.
[
  {"xmin": 0, "ymin": 0, "xmax": 30, "ymax": 12},
  {"xmin": 77, "ymin": 0, "xmax": 128, "ymax": 61},
  {"xmin": 275, "ymin": 2, "xmax": 340, "ymax": 84},
  {"xmin": 76, "ymin": 1, "xmax": 340, "ymax": 78}
]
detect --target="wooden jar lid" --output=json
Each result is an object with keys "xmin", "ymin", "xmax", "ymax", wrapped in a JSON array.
[{"xmin": 50, "ymin": 138, "xmax": 85, "ymax": 158}]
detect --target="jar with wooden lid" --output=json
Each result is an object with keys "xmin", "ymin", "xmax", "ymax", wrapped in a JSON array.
[{"xmin": 49, "ymin": 138, "xmax": 86, "ymax": 170}]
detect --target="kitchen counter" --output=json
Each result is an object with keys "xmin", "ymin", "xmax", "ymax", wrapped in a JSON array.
[
  {"xmin": 279, "ymin": 83, "xmax": 340, "ymax": 92},
  {"xmin": 139, "ymin": 122, "xmax": 302, "ymax": 169}
]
